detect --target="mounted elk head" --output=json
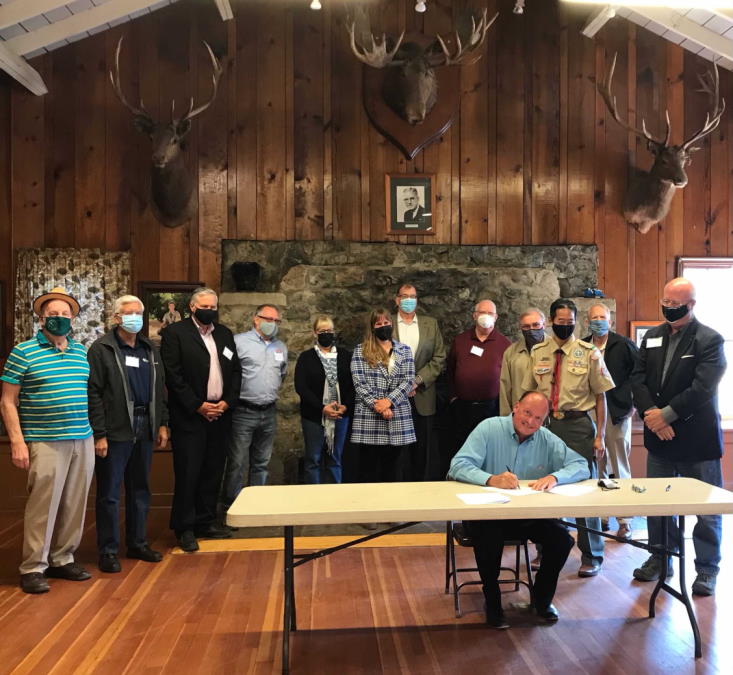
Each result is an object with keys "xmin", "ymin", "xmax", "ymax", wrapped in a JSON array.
[
  {"xmin": 598, "ymin": 53, "xmax": 725, "ymax": 234},
  {"xmin": 348, "ymin": 7, "xmax": 497, "ymax": 126},
  {"xmin": 110, "ymin": 37, "xmax": 223, "ymax": 228}
]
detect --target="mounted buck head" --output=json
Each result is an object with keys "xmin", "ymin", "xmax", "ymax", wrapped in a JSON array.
[
  {"xmin": 110, "ymin": 37, "xmax": 223, "ymax": 228},
  {"xmin": 348, "ymin": 7, "xmax": 497, "ymax": 125},
  {"xmin": 598, "ymin": 53, "xmax": 725, "ymax": 234}
]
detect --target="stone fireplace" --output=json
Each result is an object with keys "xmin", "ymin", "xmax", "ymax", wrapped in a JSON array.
[{"xmin": 219, "ymin": 241, "xmax": 612, "ymax": 484}]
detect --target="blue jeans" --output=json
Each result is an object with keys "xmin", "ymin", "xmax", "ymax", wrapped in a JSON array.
[
  {"xmin": 222, "ymin": 405, "xmax": 277, "ymax": 509},
  {"xmin": 95, "ymin": 414, "xmax": 153, "ymax": 554},
  {"xmin": 301, "ymin": 416, "xmax": 349, "ymax": 484},
  {"xmin": 646, "ymin": 452, "xmax": 722, "ymax": 575}
]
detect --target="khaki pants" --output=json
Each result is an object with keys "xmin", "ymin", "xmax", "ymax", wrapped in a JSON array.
[
  {"xmin": 20, "ymin": 438, "xmax": 95, "ymax": 575},
  {"xmin": 591, "ymin": 411, "xmax": 633, "ymax": 527}
]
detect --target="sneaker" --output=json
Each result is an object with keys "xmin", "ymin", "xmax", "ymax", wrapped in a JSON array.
[
  {"xmin": 691, "ymin": 573, "xmax": 716, "ymax": 596},
  {"xmin": 633, "ymin": 556, "xmax": 673, "ymax": 582},
  {"xmin": 20, "ymin": 572, "xmax": 50, "ymax": 594},
  {"xmin": 616, "ymin": 524, "xmax": 632, "ymax": 541},
  {"xmin": 44, "ymin": 562, "xmax": 92, "ymax": 581}
]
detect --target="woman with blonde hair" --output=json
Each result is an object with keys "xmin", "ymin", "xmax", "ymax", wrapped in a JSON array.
[
  {"xmin": 294, "ymin": 315, "xmax": 354, "ymax": 483},
  {"xmin": 350, "ymin": 308, "xmax": 416, "ymax": 483}
]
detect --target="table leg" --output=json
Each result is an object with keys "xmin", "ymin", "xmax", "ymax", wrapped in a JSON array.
[
  {"xmin": 283, "ymin": 525, "xmax": 294, "ymax": 675},
  {"xmin": 647, "ymin": 518, "xmax": 668, "ymax": 618},
  {"xmin": 676, "ymin": 516, "xmax": 702, "ymax": 658}
]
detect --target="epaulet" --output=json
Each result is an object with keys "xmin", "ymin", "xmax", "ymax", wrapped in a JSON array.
[
  {"xmin": 530, "ymin": 339, "xmax": 550, "ymax": 352},
  {"xmin": 577, "ymin": 339, "xmax": 595, "ymax": 349}
]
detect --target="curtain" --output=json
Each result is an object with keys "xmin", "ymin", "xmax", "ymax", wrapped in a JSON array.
[{"xmin": 15, "ymin": 249, "xmax": 131, "ymax": 347}]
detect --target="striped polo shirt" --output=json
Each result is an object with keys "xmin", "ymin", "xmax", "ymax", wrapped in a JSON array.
[{"xmin": 1, "ymin": 331, "xmax": 92, "ymax": 441}]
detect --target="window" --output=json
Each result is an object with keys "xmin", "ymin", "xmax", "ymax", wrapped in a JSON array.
[{"xmin": 678, "ymin": 257, "xmax": 733, "ymax": 420}]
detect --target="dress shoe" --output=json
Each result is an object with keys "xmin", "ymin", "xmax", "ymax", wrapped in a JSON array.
[
  {"xmin": 484, "ymin": 601, "xmax": 510, "ymax": 630},
  {"xmin": 692, "ymin": 573, "xmax": 716, "ymax": 596},
  {"xmin": 578, "ymin": 561, "xmax": 601, "ymax": 577},
  {"xmin": 195, "ymin": 524, "xmax": 233, "ymax": 539},
  {"xmin": 530, "ymin": 553, "xmax": 542, "ymax": 572},
  {"xmin": 616, "ymin": 524, "xmax": 632, "ymax": 541},
  {"xmin": 177, "ymin": 530, "xmax": 199, "ymax": 553},
  {"xmin": 98, "ymin": 553, "xmax": 121, "ymax": 573},
  {"xmin": 44, "ymin": 562, "xmax": 91, "ymax": 581},
  {"xmin": 633, "ymin": 555, "xmax": 673, "ymax": 582},
  {"xmin": 20, "ymin": 572, "xmax": 50, "ymax": 594},
  {"xmin": 127, "ymin": 545, "xmax": 163, "ymax": 563},
  {"xmin": 536, "ymin": 604, "xmax": 560, "ymax": 622}
]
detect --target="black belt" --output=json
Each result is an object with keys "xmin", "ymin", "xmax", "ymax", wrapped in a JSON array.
[
  {"xmin": 238, "ymin": 399, "xmax": 275, "ymax": 411},
  {"xmin": 551, "ymin": 410, "xmax": 589, "ymax": 420},
  {"xmin": 133, "ymin": 405, "xmax": 149, "ymax": 415}
]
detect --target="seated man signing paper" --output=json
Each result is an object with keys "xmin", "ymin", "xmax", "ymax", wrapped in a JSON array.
[{"xmin": 448, "ymin": 391, "xmax": 589, "ymax": 629}]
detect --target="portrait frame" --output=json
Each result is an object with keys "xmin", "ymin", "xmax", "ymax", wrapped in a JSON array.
[
  {"xmin": 630, "ymin": 320, "xmax": 660, "ymax": 347},
  {"xmin": 385, "ymin": 173, "xmax": 436, "ymax": 235},
  {"xmin": 137, "ymin": 281, "xmax": 203, "ymax": 345}
]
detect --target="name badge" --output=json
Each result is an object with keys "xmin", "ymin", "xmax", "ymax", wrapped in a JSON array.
[
  {"xmin": 125, "ymin": 356, "xmax": 140, "ymax": 368},
  {"xmin": 222, "ymin": 346, "xmax": 233, "ymax": 360},
  {"xmin": 646, "ymin": 337, "xmax": 663, "ymax": 348},
  {"xmin": 274, "ymin": 351, "xmax": 284, "ymax": 362},
  {"xmin": 470, "ymin": 346, "xmax": 484, "ymax": 357}
]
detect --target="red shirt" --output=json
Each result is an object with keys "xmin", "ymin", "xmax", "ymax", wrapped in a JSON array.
[{"xmin": 447, "ymin": 327, "xmax": 511, "ymax": 401}]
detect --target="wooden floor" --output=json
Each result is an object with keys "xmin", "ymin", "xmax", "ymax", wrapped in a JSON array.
[{"xmin": 0, "ymin": 508, "xmax": 731, "ymax": 675}]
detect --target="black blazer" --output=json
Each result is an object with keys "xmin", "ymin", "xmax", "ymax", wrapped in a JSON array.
[
  {"xmin": 160, "ymin": 317, "xmax": 241, "ymax": 425},
  {"xmin": 294, "ymin": 347, "xmax": 355, "ymax": 424},
  {"xmin": 582, "ymin": 331, "xmax": 639, "ymax": 424},
  {"xmin": 631, "ymin": 318, "xmax": 726, "ymax": 461}
]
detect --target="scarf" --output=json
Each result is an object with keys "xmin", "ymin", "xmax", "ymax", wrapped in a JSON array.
[{"xmin": 315, "ymin": 345, "xmax": 340, "ymax": 454}]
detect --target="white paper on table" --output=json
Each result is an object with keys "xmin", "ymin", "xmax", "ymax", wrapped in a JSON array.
[
  {"xmin": 549, "ymin": 483, "xmax": 598, "ymax": 497},
  {"xmin": 457, "ymin": 492, "xmax": 511, "ymax": 505},
  {"xmin": 483, "ymin": 486, "xmax": 542, "ymax": 497}
]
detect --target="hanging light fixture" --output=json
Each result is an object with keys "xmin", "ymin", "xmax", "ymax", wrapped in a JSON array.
[
  {"xmin": 310, "ymin": 0, "xmax": 321, "ymax": 10},
  {"xmin": 415, "ymin": 1, "xmax": 427, "ymax": 13}
]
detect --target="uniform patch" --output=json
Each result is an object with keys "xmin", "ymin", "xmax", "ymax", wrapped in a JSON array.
[{"xmin": 573, "ymin": 348, "xmax": 583, "ymax": 359}]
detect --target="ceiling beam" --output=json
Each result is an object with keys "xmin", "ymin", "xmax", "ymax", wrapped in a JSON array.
[
  {"xmin": 0, "ymin": 1, "xmax": 70, "ymax": 32},
  {"xmin": 631, "ymin": 6, "xmax": 733, "ymax": 61},
  {"xmin": 5, "ymin": 0, "xmax": 166, "ymax": 56},
  {"xmin": 581, "ymin": 5, "xmax": 615, "ymax": 39},
  {"xmin": 212, "ymin": 0, "xmax": 233, "ymax": 22},
  {"xmin": 0, "ymin": 41, "xmax": 47, "ymax": 95}
]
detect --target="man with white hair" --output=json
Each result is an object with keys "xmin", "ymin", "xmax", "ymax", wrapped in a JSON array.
[
  {"xmin": 87, "ymin": 295, "xmax": 169, "ymax": 573},
  {"xmin": 161, "ymin": 287, "xmax": 241, "ymax": 553}
]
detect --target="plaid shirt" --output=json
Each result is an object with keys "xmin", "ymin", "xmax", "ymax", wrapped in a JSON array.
[{"xmin": 350, "ymin": 341, "xmax": 417, "ymax": 446}]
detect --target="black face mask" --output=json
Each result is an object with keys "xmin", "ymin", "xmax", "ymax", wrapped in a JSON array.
[
  {"xmin": 552, "ymin": 323, "xmax": 575, "ymax": 340},
  {"xmin": 317, "ymin": 332, "xmax": 336, "ymax": 348},
  {"xmin": 662, "ymin": 304, "xmax": 689, "ymax": 323},
  {"xmin": 373, "ymin": 325, "xmax": 393, "ymax": 341},
  {"xmin": 194, "ymin": 308, "xmax": 218, "ymax": 326},
  {"xmin": 522, "ymin": 328, "xmax": 545, "ymax": 349}
]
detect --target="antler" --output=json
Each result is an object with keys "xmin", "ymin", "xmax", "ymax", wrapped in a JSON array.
[
  {"xmin": 109, "ymin": 37, "xmax": 153, "ymax": 122},
  {"xmin": 682, "ymin": 62, "xmax": 726, "ymax": 150},
  {"xmin": 598, "ymin": 52, "xmax": 671, "ymax": 147},
  {"xmin": 435, "ymin": 9, "xmax": 497, "ymax": 66},
  {"xmin": 347, "ymin": 21, "xmax": 404, "ymax": 68},
  {"xmin": 176, "ymin": 42, "xmax": 224, "ymax": 125}
]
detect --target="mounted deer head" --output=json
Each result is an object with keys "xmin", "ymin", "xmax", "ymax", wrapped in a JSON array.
[
  {"xmin": 598, "ymin": 53, "xmax": 725, "ymax": 234},
  {"xmin": 110, "ymin": 37, "xmax": 223, "ymax": 228},
  {"xmin": 348, "ymin": 7, "xmax": 497, "ymax": 125}
]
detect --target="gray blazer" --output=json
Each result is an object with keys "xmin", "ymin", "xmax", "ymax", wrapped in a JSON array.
[{"xmin": 392, "ymin": 312, "xmax": 446, "ymax": 416}]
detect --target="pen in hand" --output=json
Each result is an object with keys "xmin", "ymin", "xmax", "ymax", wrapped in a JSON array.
[{"xmin": 506, "ymin": 465, "xmax": 519, "ymax": 489}]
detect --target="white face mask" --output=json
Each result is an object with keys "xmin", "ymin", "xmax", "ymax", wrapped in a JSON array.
[{"xmin": 477, "ymin": 313, "xmax": 495, "ymax": 330}]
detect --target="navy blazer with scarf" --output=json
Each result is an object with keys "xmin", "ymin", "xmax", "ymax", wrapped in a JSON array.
[
  {"xmin": 631, "ymin": 318, "xmax": 726, "ymax": 461},
  {"xmin": 294, "ymin": 346, "xmax": 355, "ymax": 424}
]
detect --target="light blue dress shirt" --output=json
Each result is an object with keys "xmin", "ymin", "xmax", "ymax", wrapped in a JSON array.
[
  {"xmin": 234, "ymin": 329, "xmax": 288, "ymax": 404},
  {"xmin": 448, "ymin": 415, "xmax": 590, "ymax": 487}
]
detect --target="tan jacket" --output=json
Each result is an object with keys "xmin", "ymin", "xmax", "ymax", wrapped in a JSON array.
[{"xmin": 499, "ymin": 339, "xmax": 532, "ymax": 416}]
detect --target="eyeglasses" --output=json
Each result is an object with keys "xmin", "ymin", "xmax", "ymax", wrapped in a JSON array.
[
  {"xmin": 257, "ymin": 315, "xmax": 282, "ymax": 324},
  {"xmin": 398, "ymin": 294, "xmax": 417, "ymax": 299},
  {"xmin": 316, "ymin": 329, "xmax": 334, "ymax": 334},
  {"xmin": 661, "ymin": 299, "xmax": 686, "ymax": 309}
]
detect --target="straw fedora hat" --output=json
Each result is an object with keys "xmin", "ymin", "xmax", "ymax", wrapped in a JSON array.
[{"xmin": 33, "ymin": 287, "xmax": 80, "ymax": 317}]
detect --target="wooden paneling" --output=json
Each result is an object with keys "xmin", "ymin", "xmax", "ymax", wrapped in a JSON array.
[{"xmin": 0, "ymin": 0, "xmax": 731, "ymax": 338}]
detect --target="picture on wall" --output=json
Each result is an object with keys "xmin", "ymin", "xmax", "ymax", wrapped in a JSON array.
[
  {"xmin": 630, "ymin": 320, "xmax": 661, "ymax": 347},
  {"xmin": 385, "ymin": 173, "xmax": 435, "ymax": 235},
  {"xmin": 138, "ymin": 281, "xmax": 203, "ymax": 345}
]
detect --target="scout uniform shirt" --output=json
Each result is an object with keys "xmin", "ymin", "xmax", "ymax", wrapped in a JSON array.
[{"xmin": 521, "ymin": 335, "xmax": 615, "ymax": 414}]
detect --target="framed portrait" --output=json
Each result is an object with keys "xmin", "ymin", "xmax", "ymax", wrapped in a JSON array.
[
  {"xmin": 630, "ymin": 320, "xmax": 660, "ymax": 347},
  {"xmin": 385, "ymin": 173, "xmax": 435, "ymax": 235},
  {"xmin": 138, "ymin": 281, "xmax": 203, "ymax": 345}
]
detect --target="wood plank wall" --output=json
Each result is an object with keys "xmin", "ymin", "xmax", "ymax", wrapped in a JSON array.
[{"xmin": 0, "ymin": 0, "xmax": 730, "ymax": 347}]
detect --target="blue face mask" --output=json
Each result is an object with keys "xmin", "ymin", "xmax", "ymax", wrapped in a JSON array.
[
  {"xmin": 120, "ymin": 314, "xmax": 144, "ymax": 334},
  {"xmin": 589, "ymin": 319, "xmax": 609, "ymax": 337},
  {"xmin": 399, "ymin": 297, "xmax": 417, "ymax": 313}
]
